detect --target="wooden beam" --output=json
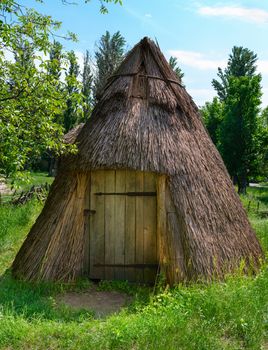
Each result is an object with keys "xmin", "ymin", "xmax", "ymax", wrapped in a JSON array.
[{"xmin": 157, "ymin": 175, "xmax": 167, "ymax": 276}]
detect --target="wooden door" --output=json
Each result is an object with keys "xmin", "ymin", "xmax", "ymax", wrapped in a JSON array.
[{"xmin": 89, "ymin": 170, "xmax": 158, "ymax": 284}]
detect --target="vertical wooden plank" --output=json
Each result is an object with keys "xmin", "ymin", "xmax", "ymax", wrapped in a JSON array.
[
  {"xmin": 135, "ymin": 171, "xmax": 144, "ymax": 283},
  {"xmin": 125, "ymin": 170, "xmax": 136, "ymax": 282},
  {"xmin": 89, "ymin": 170, "xmax": 105, "ymax": 279},
  {"xmin": 114, "ymin": 170, "xmax": 126, "ymax": 280},
  {"xmin": 104, "ymin": 170, "xmax": 116, "ymax": 280},
  {"xmin": 143, "ymin": 172, "xmax": 157, "ymax": 284}
]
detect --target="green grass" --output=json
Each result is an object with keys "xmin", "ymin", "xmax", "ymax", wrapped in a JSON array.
[
  {"xmin": 7, "ymin": 171, "xmax": 54, "ymax": 192},
  {"xmin": 0, "ymin": 186, "xmax": 267, "ymax": 349},
  {"xmin": 1, "ymin": 172, "xmax": 54, "ymax": 204},
  {"xmin": 0, "ymin": 200, "xmax": 43, "ymax": 273}
]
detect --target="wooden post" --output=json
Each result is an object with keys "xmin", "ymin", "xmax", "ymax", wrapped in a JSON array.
[
  {"xmin": 83, "ymin": 173, "xmax": 90, "ymax": 275},
  {"xmin": 157, "ymin": 175, "xmax": 166, "ymax": 277}
]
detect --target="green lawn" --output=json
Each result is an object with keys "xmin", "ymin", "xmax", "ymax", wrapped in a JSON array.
[
  {"xmin": 6, "ymin": 172, "xmax": 54, "ymax": 192},
  {"xmin": 0, "ymin": 184, "xmax": 267, "ymax": 350},
  {"xmin": 0, "ymin": 172, "xmax": 54, "ymax": 204}
]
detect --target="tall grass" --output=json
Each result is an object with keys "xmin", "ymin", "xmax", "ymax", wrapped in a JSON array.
[
  {"xmin": 0, "ymin": 186, "xmax": 267, "ymax": 349},
  {"xmin": 0, "ymin": 200, "xmax": 43, "ymax": 274}
]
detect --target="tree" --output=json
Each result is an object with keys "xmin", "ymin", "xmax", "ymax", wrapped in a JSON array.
[
  {"xmin": 169, "ymin": 56, "xmax": 184, "ymax": 83},
  {"xmin": 0, "ymin": 0, "xmax": 123, "ymax": 180},
  {"xmin": 211, "ymin": 46, "xmax": 264, "ymax": 194},
  {"xmin": 62, "ymin": 0, "xmax": 123, "ymax": 13},
  {"xmin": 0, "ymin": 5, "xmax": 75, "ymax": 179},
  {"xmin": 48, "ymin": 41, "xmax": 63, "ymax": 81},
  {"xmin": 200, "ymin": 97, "xmax": 223, "ymax": 147},
  {"xmin": 63, "ymin": 51, "xmax": 82, "ymax": 132},
  {"xmin": 257, "ymin": 107, "xmax": 268, "ymax": 179},
  {"xmin": 93, "ymin": 31, "xmax": 126, "ymax": 102},
  {"xmin": 212, "ymin": 46, "xmax": 258, "ymax": 102},
  {"xmin": 82, "ymin": 50, "xmax": 93, "ymax": 120}
]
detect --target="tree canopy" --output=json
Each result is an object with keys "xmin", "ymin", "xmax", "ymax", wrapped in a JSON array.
[
  {"xmin": 0, "ymin": 0, "xmax": 122, "ymax": 180},
  {"xmin": 93, "ymin": 31, "xmax": 126, "ymax": 102},
  {"xmin": 169, "ymin": 56, "xmax": 184, "ymax": 83},
  {"xmin": 203, "ymin": 46, "xmax": 267, "ymax": 193}
]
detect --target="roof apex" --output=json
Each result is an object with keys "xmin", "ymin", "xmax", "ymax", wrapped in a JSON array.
[{"xmin": 102, "ymin": 36, "xmax": 181, "ymax": 93}]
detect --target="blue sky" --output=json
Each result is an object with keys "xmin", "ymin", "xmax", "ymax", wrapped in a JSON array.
[{"xmin": 26, "ymin": 0, "xmax": 268, "ymax": 107}]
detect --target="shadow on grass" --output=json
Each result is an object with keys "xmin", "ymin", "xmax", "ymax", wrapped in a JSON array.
[
  {"xmin": 0, "ymin": 271, "xmax": 151, "ymax": 322},
  {"xmin": 0, "ymin": 271, "xmax": 96, "ymax": 322}
]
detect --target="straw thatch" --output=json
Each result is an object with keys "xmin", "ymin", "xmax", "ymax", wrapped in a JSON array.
[
  {"xmin": 63, "ymin": 123, "xmax": 85, "ymax": 144},
  {"xmin": 12, "ymin": 37, "xmax": 263, "ymax": 284}
]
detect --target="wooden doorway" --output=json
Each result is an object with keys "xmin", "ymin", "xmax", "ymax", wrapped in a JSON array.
[{"xmin": 88, "ymin": 170, "xmax": 158, "ymax": 284}]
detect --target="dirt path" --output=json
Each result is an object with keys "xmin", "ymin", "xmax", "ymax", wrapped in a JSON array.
[{"xmin": 58, "ymin": 284, "xmax": 132, "ymax": 318}]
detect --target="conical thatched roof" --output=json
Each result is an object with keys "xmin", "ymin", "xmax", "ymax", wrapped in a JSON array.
[{"xmin": 12, "ymin": 38, "xmax": 263, "ymax": 283}]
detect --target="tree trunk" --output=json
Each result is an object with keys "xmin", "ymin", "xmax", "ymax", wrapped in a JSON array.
[
  {"xmin": 48, "ymin": 157, "xmax": 57, "ymax": 177},
  {"xmin": 237, "ymin": 173, "xmax": 247, "ymax": 195},
  {"xmin": 233, "ymin": 175, "xmax": 238, "ymax": 186}
]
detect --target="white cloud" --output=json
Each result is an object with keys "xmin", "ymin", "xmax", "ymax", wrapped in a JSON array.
[
  {"xmin": 169, "ymin": 50, "xmax": 225, "ymax": 70},
  {"xmin": 145, "ymin": 13, "xmax": 152, "ymax": 18},
  {"xmin": 198, "ymin": 6, "xmax": 268, "ymax": 24}
]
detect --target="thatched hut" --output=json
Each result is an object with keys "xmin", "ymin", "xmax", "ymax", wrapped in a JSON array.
[{"xmin": 12, "ymin": 38, "xmax": 263, "ymax": 285}]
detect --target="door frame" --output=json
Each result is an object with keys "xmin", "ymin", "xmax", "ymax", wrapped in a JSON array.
[{"xmin": 85, "ymin": 169, "xmax": 164, "ymax": 283}]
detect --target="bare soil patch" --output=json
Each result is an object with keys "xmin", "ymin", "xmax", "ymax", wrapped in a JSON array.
[
  {"xmin": 58, "ymin": 284, "xmax": 133, "ymax": 318},
  {"xmin": 0, "ymin": 179, "xmax": 12, "ymax": 195}
]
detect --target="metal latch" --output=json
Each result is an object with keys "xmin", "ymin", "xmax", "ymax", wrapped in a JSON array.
[{"xmin": 84, "ymin": 209, "xmax": 96, "ymax": 216}]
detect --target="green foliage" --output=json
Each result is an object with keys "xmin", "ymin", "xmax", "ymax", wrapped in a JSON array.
[
  {"xmin": 0, "ymin": 184, "xmax": 267, "ymax": 349},
  {"xmin": 201, "ymin": 97, "xmax": 223, "ymax": 146},
  {"xmin": 212, "ymin": 46, "xmax": 258, "ymax": 102},
  {"xmin": 48, "ymin": 40, "xmax": 63, "ymax": 81},
  {"xmin": 169, "ymin": 56, "xmax": 184, "ymax": 82},
  {"xmin": 84, "ymin": 0, "xmax": 123, "ymax": 14},
  {"xmin": 220, "ymin": 75, "xmax": 262, "ymax": 183},
  {"xmin": 63, "ymin": 50, "xmax": 83, "ymax": 132},
  {"xmin": 0, "ymin": 0, "xmax": 123, "ymax": 179},
  {"xmin": 210, "ymin": 46, "xmax": 267, "ymax": 193},
  {"xmin": 7, "ymin": 171, "xmax": 54, "ymax": 191},
  {"xmin": 258, "ymin": 107, "xmax": 268, "ymax": 177},
  {"xmin": 82, "ymin": 50, "xmax": 93, "ymax": 120},
  {"xmin": 0, "ymin": 1, "xmax": 76, "ymax": 179},
  {"xmin": 93, "ymin": 31, "xmax": 126, "ymax": 102}
]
